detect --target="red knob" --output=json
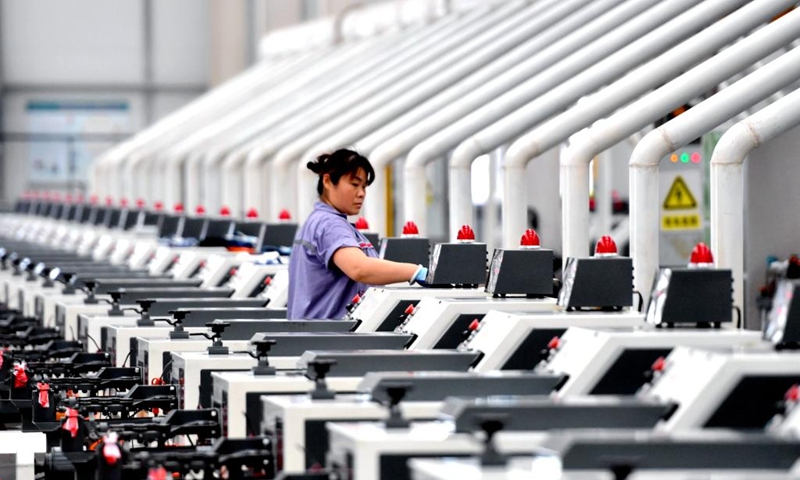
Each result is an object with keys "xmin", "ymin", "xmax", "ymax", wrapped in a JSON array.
[
  {"xmin": 174, "ymin": 203, "xmax": 184, "ymax": 213},
  {"xmin": 246, "ymin": 208, "xmax": 259, "ymax": 219},
  {"xmin": 457, "ymin": 225, "xmax": 475, "ymax": 241},
  {"xmin": 520, "ymin": 229, "xmax": 540, "ymax": 247},
  {"xmin": 651, "ymin": 356, "xmax": 666, "ymax": 372},
  {"xmin": 219, "ymin": 206, "xmax": 231, "ymax": 217},
  {"xmin": 355, "ymin": 217, "xmax": 369, "ymax": 230},
  {"xmin": 351, "ymin": 294, "xmax": 361, "ymax": 305},
  {"xmin": 279, "ymin": 209, "xmax": 291, "ymax": 221},
  {"xmin": 690, "ymin": 242, "xmax": 714, "ymax": 265},
  {"xmin": 402, "ymin": 221, "xmax": 419, "ymax": 235},
  {"xmin": 547, "ymin": 336, "xmax": 561, "ymax": 350},
  {"xmin": 404, "ymin": 304, "xmax": 415, "ymax": 315},
  {"xmin": 468, "ymin": 319, "xmax": 480, "ymax": 331},
  {"xmin": 90, "ymin": 194, "xmax": 99, "ymax": 205},
  {"xmin": 786, "ymin": 384, "xmax": 800, "ymax": 402},
  {"xmin": 105, "ymin": 196, "xmax": 114, "ymax": 206},
  {"xmin": 136, "ymin": 198, "xmax": 146, "ymax": 208},
  {"xmin": 153, "ymin": 201, "xmax": 164, "ymax": 211},
  {"xmin": 595, "ymin": 235, "xmax": 618, "ymax": 256},
  {"xmin": 195, "ymin": 205, "xmax": 206, "ymax": 215}
]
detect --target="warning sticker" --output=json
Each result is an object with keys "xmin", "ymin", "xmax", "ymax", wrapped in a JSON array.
[
  {"xmin": 662, "ymin": 213, "xmax": 702, "ymax": 231},
  {"xmin": 663, "ymin": 176, "xmax": 698, "ymax": 210}
]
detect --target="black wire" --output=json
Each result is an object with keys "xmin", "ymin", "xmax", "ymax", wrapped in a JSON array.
[
  {"xmin": 160, "ymin": 360, "xmax": 172, "ymax": 381},
  {"xmin": 86, "ymin": 334, "xmax": 102, "ymax": 352},
  {"xmin": 242, "ymin": 410, "xmax": 258, "ymax": 437},
  {"xmin": 122, "ymin": 350, "xmax": 131, "ymax": 368}
]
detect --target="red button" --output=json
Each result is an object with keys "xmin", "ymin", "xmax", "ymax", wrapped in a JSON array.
[
  {"xmin": 468, "ymin": 319, "xmax": 480, "ymax": 331},
  {"xmin": 651, "ymin": 356, "xmax": 666, "ymax": 372},
  {"xmin": 405, "ymin": 305, "xmax": 415, "ymax": 315},
  {"xmin": 547, "ymin": 337, "xmax": 561, "ymax": 350}
]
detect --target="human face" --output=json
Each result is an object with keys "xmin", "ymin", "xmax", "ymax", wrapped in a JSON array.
[{"xmin": 323, "ymin": 168, "xmax": 367, "ymax": 216}]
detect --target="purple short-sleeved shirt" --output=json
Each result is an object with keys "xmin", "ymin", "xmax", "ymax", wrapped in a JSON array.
[{"xmin": 287, "ymin": 201, "xmax": 378, "ymax": 319}]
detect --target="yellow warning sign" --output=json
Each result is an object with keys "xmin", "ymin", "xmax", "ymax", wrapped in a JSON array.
[
  {"xmin": 662, "ymin": 213, "xmax": 702, "ymax": 231},
  {"xmin": 663, "ymin": 176, "xmax": 698, "ymax": 210}
]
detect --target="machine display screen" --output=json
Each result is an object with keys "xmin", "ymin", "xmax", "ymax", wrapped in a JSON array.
[
  {"xmin": 263, "ymin": 224, "xmax": 298, "ymax": 248},
  {"xmin": 204, "ymin": 219, "xmax": 233, "ymax": 239},
  {"xmin": 158, "ymin": 215, "xmax": 181, "ymax": 238},
  {"xmin": 182, "ymin": 218, "xmax": 207, "ymax": 240}
]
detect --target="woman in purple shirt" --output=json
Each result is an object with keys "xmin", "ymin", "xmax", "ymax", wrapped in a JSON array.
[{"xmin": 287, "ymin": 149, "xmax": 428, "ymax": 319}]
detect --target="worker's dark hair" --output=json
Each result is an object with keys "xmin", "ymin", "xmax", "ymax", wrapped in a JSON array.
[{"xmin": 307, "ymin": 149, "xmax": 375, "ymax": 196}]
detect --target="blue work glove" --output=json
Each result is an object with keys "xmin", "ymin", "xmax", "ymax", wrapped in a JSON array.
[{"xmin": 409, "ymin": 265, "xmax": 429, "ymax": 286}]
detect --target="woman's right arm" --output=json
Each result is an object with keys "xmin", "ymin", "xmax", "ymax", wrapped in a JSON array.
[{"xmin": 332, "ymin": 247, "xmax": 419, "ymax": 285}]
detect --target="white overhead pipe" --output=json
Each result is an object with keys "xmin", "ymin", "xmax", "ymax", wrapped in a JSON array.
[
  {"xmin": 629, "ymin": 44, "xmax": 800, "ymax": 318},
  {"xmin": 202, "ymin": 21, "xmax": 441, "ymax": 214},
  {"xmin": 177, "ymin": 36, "xmax": 392, "ymax": 212},
  {"xmin": 201, "ymin": 28, "xmax": 420, "ymax": 213},
  {"xmin": 498, "ymin": 0, "xmax": 795, "ymax": 252},
  {"xmin": 119, "ymin": 52, "xmax": 313, "ymax": 205},
  {"xmin": 297, "ymin": 0, "xmax": 585, "ymax": 223},
  {"xmin": 108, "ymin": 55, "xmax": 306, "ymax": 203},
  {"xmin": 238, "ymin": 6, "xmax": 482, "ymax": 219},
  {"xmin": 405, "ymin": 0, "xmax": 712, "ymax": 239},
  {"xmin": 711, "ymin": 86, "xmax": 800, "ymax": 322},
  {"xmin": 553, "ymin": 5, "xmax": 800, "ymax": 302},
  {"xmin": 152, "ymin": 46, "xmax": 345, "ymax": 208},
  {"xmin": 352, "ymin": 0, "xmax": 633, "ymax": 236},
  {"xmin": 260, "ymin": 1, "xmax": 526, "ymax": 221},
  {"xmin": 91, "ymin": 58, "xmax": 280, "ymax": 197},
  {"xmin": 136, "ymin": 48, "xmax": 333, "ymax": 204}
]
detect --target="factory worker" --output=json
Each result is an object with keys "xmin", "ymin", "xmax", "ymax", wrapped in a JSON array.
[{"xmin": 287, "ymin": 149, "xmax": 428, "ymax": 319}]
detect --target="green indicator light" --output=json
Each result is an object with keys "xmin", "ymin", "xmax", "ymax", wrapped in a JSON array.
[{"xmin": 680, "ymin": 152, "xmax": 690, "ymax": 163}]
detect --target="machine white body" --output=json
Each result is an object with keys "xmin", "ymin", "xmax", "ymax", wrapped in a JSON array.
[
  {"xmin": 399, "ymin": 297, "xmax": 558, "ymax": 349},
  {"xmin": 137, "ymin": 337, "xmax": 250, "ymax": 385},
  {"xmin": 326, "ymin": 421, "xmax": 548, "ymax": 480},
  {"xmin": 226, "ymin": 263, "xmax": 285, "ymax": 300},
  {"xmin": 56, "ymin": 301, "xmax": 112, "ymax": 340},
  {"xmin": 349, "ymin": 287, "xmax": 488, "ymax": 332},
  {"xmin": 261, "ymin": 268, "xmax": 290, "ymax": 307},
  {"xmin": 261, "ymin": 394, "xmax": 440, "ymax": 473},
  {"xmin": 463, "ymin": 310, "xmax": 646, "ymax": 372},
  {"xmin": 169, "ymin": 248, "xmax": 229, "ymax": 280},
  {"xmin": 643, "ymin": 347, "xmax": 800, "ymax": 432},
  {"xmin": 0, "ymin": 431, "xmax": 48, "ymax": 480},
  {"xmin": 541, "ymin": 328, "xmax": 764, "ymax": 398},
  {"xmin": 213, "ymin": 373, "xmax": 362, "ymax": 440},
  {"xmin": 408, "ymin": 458, "xmax": 797, "ymax": 480},
  {"xmin": 171, "ymin": 351, "xmax": 258, "ymax": 410}
]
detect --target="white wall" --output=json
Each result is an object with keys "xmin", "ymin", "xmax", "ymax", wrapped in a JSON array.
[
  {"xmin": 745, "ymin": 123, "xmax": 800, "ymax": 329},
  {"xmin": 0, "ymin": 0, "xmax": 211, "ymax": 202}
]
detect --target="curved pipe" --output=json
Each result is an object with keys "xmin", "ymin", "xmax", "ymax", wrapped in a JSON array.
[
  {"xmin": 711, "ymin": 86, "xmax": 800, "ymax": 319},
  {"xmin": 358, "ymin": 0, "xmax": 631, "ymax": 236},
  {"xmin": 265, "ymin": 1, "xmax": 525, "ymax": 221},
  {"xmin": 285, "ymin": 0, "xmax": 536, "ymax": 221},
  {"xmin": 497, "ymin": 0, "xmax": 795, "ymax": 251},
  {"xmin": 239, "ymin": 10, "xmax": 474, "ymax": 218},
  {"xmin": 440, "ymin": 0, "xmax": 743, "ymax": 240},
  {"xmin": 629, "ymin": 45, "xmax": 800, "ymax": 314},
  {"xmin": 554, "ymin": 5, "xmax": 800, "ymax": 300}
]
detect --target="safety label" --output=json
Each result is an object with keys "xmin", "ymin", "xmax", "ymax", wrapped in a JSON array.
[
  {"xmin": 661, "ymin": 213, "xmax": 702, "ymax": 231},
  {"xmin": 663, "ymin": 176, "xmax": 698, "ymax": 210}
]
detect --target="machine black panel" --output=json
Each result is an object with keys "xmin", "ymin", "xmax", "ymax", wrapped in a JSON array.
[
  {"xmin": 375, "ymin": 300, "xmax": 418, "ymax": 332},
  {"xmin": 589, "ymin": 348, "xmax": 673, "ymax": 395},
  {"xmin": 380, "ymin": 454, "xmax": 471, "ymax": 480},
  {"xmin": 501, "ymin": 328, "xmax": 566, "ymax": 370},
  {"xmin": 182, "ymin": 218, "xmax": 207, "ymax": 240},
  {"xmin": 264, "ymin": 223, "xmax": 298, "ymax": 248},
  {"xmin": 704, "ymin": 375, "xmax": 800, "ymax": 429},
  {"xmin": 433, "ymin": 314, "xmax": 486, "ymax": 349}
]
